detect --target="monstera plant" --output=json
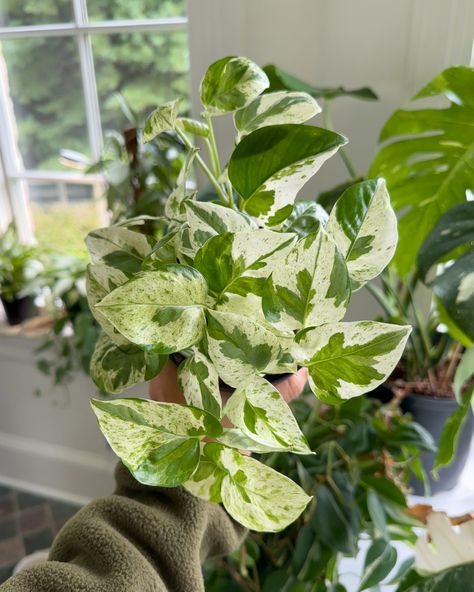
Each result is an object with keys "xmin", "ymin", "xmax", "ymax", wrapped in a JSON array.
[{"xmin": 85, "ymin": 56, "xmax": 410, "ymax": 532}]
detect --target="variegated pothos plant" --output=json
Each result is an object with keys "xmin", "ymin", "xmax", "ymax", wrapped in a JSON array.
[{"xmin": 85, "ymin": 56, "xmax": 409, "ymax": 533}]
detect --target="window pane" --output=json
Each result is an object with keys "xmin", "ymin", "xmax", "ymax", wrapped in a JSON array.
[
  {"xmin": 1, "ymin": 37, "xmax": 89, "ymax": 170},
  {"xmin": 0, "ymin": 0, "xmax": 73, "ymax": 27},
  {"xmin": 92, "ymin": 30, "xmax": 190, "ymax": 133},
  {"xmin": 27, "ymin": 181, "xmax": 102, "ymax": 256},
  {"xmin": 87, "ymin": 0, "xmax": 186, "ymax": 21}
]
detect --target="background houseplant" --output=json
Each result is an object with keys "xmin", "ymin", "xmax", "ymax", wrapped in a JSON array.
[
  {"xmin": 368, "ymin": 66, "xmax": 474, "ymax": 493},
  {"xmin": 84, "ymin": 55, "xmax": 411, "ymax": 533},
  {"xmin": 0, "ymin": 224, "xmax": 41, "ymax": 325}
]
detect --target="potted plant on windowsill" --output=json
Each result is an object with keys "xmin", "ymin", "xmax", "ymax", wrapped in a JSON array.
[
  {"xmin": 0, "ymin": 224, "xmax": 41, "ymax": 325},
  {"xmin": 85, "ymin": 55, "xmax": 411, "ymax": 533},
  {"xmin": 369, "ymin": 66, "xmax": 474, "ymax": 494}
]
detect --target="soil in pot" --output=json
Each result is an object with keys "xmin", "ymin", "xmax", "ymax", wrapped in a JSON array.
[
  {"xmin": 402, "ymin": 392, "xmax": 474, "ymax": 495},
  {"xmin": 1, "ymin": 295, "xmax": 36, "ymax": 326}
]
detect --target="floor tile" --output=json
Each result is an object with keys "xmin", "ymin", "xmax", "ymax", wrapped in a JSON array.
[
  {"xmin": 19, "ymin": 504, "xmax": 50, "ymax": 535},
  {"xmin": 23, "ymin": 528, "xmax": 55, "ymax": 555},
  {"xmin": 50, "ymin": 499, "xmax": 79, "ymax": 529},
  {"xmin": 0, "ymin": 537, "xmax": 25, "ymax": 568},
  {"xmin": 16, "ymin": 491, "xmax": 47, "ymax": 511},
  {"xmin": 0, "ymin": 485, "xmax": 12, "ymax": 496},
  {"xmin": 0, "ymin": 495, "xmax": 16, "ymax": 520},
  {"xmin": 0, "ymin": 518, "xmax": 19, "ymax": 540}
]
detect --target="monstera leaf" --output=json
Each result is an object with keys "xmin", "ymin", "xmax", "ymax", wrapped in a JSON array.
[
  {"xmin": 370, "ymin": 66, "xmax": 474, "ymax": 276},
  {"xmin": 418, "ymin": 201, "xmax": 474, "ymax": 344}
]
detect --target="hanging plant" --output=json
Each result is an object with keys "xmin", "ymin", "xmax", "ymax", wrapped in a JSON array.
[{"xmin": 85, "ymin": 56, "xmax": 409, "ymax": 532}]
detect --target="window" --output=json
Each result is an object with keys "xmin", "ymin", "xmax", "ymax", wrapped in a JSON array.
[{"xmin": 0, "ymin": 0, "xmax": 189, "ymax": 253}]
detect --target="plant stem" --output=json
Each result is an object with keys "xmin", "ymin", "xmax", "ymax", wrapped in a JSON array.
[
  {"xmin": 176, "ymin": 128, "xmax": 229, "ymax": 205},
  {"xmin": 322, "ymin": 100, "xmax": 357, "ymax": 179},
  {"xmin": 204, "ymin": 112, "xmax": 221, "ymax": 179},
  {"xmin": 440, "ymin": 341, "xmax": 463, "ymax": 394}
]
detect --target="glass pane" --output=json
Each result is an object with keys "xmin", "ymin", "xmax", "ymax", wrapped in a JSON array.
[
  {"xmin": 1, "ymin": 37, "xmax": 89, "ymax": 170},
  {"xmin": 87, "ymin": 0, "xmax": 186, "ymax": 20},
  {"xmin": 27, "ymin": 181, "xmax": 102, "ymax": 256},
  {"xmin": 0, "ymin": 0, "xmax": 73, "ymax": 27},
  {"xmin": 92, "ymin": 30, "xmax": 190, "ymax": 133}
]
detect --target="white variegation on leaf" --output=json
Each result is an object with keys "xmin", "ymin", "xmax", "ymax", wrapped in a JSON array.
[
  {"xmin": 263, "ymin": 230, "xmax": 351, "ymax": 332},
  {"xmin": 234, "ymin": 91, "xmax": 320, "ymax": 139},
  {"xmin": 142, "ymin": 98, "xmax": 181, "ymax": 142},
  {"xmin": 90, "ymin": 333, "xmax": 166, "ymax": 394},
  {"xmin": 204, "ymin": 443, "xmax": 311, "ymax": 532},
  {"xmin": 86, "ymin": 264, "xmax": 130, "ymax": 346},
  {"xmin": 185, "ymin": 200, "xmax": 255, "ymax": 254},
  {"xmin": 85, "ymin": 227, "xmax": 154, "ymax": 274},
  {"xmin": 205, "ymin": 309, "xmax": 284, "ymax": 388},
  {"xmin": 228, "ymin": 124, "xmax": 347, "ymax": 225},
  {"xmin": 200, "ymin": 56, "xmax": 269, "ymax": 115},
  {"xmin": 95, "ymin": 265, "xmax": 208, "ymax": 353},
  {"xmin": 326, "ymin": 179, "xmax": 397, "ymax": 289},
  {"xmin": 164, "ymin": 148, "xmax": 198, "ymax": 221},
  {"xmin": 217, "ymin": 428, "xmax": 282, "ymax": 453},
  {"xmin": 293, "ymin": 321, "xmax": 411, "ymax": 403},
  {"xmin": 183, "ymin": 457, "xmax": 224, "ymax": 503},
  {"xmin": 90, "ymin": 397, "xmax": 222, "ymax": 487},
  {"xmin": 224, "ymin": 378, "xmax": 311, "ymax": 454},
  {"xmin": 177, "ymin": 350, "xmax": 222, "ymax": 418},
  {"xmin": 177, "ymin": 117, "xmax": 209, "ymax": 138}
]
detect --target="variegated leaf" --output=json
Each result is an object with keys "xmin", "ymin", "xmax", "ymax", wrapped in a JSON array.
[
  {"xmin": 228, "ymin": 124, "xmax": 347, "ymax": 225},
  {"xmin": 86, "ymin": 263, "xmax": 130, "ymax": 346},
  {"xmin": 176, "ymin": 117, "xmax": 209, "ymax": 138},
  {"xmin": 234, "ymin": 91, "xmax": 320, "ymax": 138},
  {"xmin": 194, "ymin": 229, "xmax": 295, "ymax": 302},
  {"xmin": 200, "ymin": 56, "xmax": 269, "ymax": 115},
  {"xmin": 294, "ymin": 321, "xmax": 411, "ymax": 403},
  {"xmin": 95, "ymin": 265, "xmax": 208, "ymax": 353},
  {"xmin": 85, "ymin": 227, "xmax": 154, "ymax": 274},
  {"xmin": 90, "ymin": 333, "xmax": 166, "ymax": 394},
  {"xmin": 281, "ymin": 200, "xmax": 328, "ymax": 237},
  {"xmin": 263, "ymin": 230, "xmax": 351, "ymax": 332},
  {"xmin": 177, "ymin": 350, "xmax": 222, "ymax": 417},
  {"xmin": 204, "ymin": 443, "xmax": 311, "ymax": 532},
  {"xmin": 205, "ymin": 309, "xmax": 284, "ymax": 388},
  {"xmin": 326, "ymin": 179, "xmax": 397, "ymax": 289},
  {"xmin": 224, "ymin": 378, "xmax": 311, "ymax": 454},
  {"xmin": 217, "ymin": 428, "xmax": 281, "ymax": 453},
  {"xmin": 164, "ymin": 148, "xmax": 198, "ymax": 221},
  {"xmin": 183, "ymin": 457, "xmax": 224, "ymax": 502},
  {"xmin": 90, "ymin": 398, "xmax": 222, "ymax": 486},
  {"xmin": 185, "ymin": 200, "xmax": 255, "ymax": 254},
  {"xmin": 142, "ymin": 231, "xmax": 178, "ymax": 269},
  {"xmin": 142, "ymin": 98, "xmax": 181, "ymax": 142}
]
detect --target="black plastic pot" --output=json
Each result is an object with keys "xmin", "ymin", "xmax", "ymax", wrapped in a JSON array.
[
  {"xmin": 1, "ymin": 295, "xmax": 36, "ymax": 326},
  {"xmin": 402, "ymin": 392, "xmax": 474, "ymax": 495}
]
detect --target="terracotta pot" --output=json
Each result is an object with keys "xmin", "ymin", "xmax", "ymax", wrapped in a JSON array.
[
  {"xmin": 402, "ymin": 392, "xmax": 474, "ymax": 495},
  {"xmin": 1, "ymin": 295, "xmax": 36, "ymax": 326}
]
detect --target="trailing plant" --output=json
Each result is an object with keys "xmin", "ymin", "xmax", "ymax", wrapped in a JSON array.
[
  {"xmin": 85, "ymin": 55, "xmax": 410, "ymax": 532},
  {"xmin": 0, "ymin": 224, "xmax": 42, "ymax": 303},
  {"xmin": 204, "ymin": 395, "xmax": 433, "ymax": 592},
  {"xmin": 368, "ymin": 66, "xmax": 474, "ymax": 472}
]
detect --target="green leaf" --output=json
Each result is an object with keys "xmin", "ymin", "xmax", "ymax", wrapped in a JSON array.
[
  {"xmin": 204, "ymin": 443, "xmax": 311, "ymax": 532},
  {"xmin": 281, "ymin": 200, "xmax": 328, "ymax": 237},
  {"xmin": 177, "ymin": 117, "xmax": 209, "ymax": 138},
  {"xmin": 367, "ymin": 489, "xmax": 388, "ymax": 540},
  {"xmin": 234, "ymin": 91, "xmax": 320, "ymax": 138},
  {"xmin": 359, "ymin": 539, "xmax": 397, "ymax": 591},
  {"xmin": 205, "ymin": 309, "xmax": 285, "ymax": 388},
  {"xmin": 361, "ymin": 475, "xmax": 407, "ymax": 507},
  {"xmin": 90, "ymin": 398, "xmax": 222, "ymax": 487},
  {"xmin": 95, "ymin": 265, "xmax": 208, "ymax": 353},
  {"xmin": 263, "ymin": 64, "xmax": 378, "ymax": 101},
  {"xmin": 326, "ymin": 179, "xmax": 397, "ymax": 289},
  {"xmin": 369, "ymin": 66, "xmax": 474, "ymax": 276},
  {"xmin": 262, "ymin": 230, "xmax": 351, "ymax": 331},
  {"xmin": 142, "ymin": 98, "xmax": 181, "ymax": 142},
  {"xmin": 434, "ymin": 385, "xmax": 473, "ymax": 473},
  {"xmin": 294, "ymin": 321, "xmax": 411, "ymax": 402},
  {"xmin": 85, "ymin": 227, "xmax": 154, "ymax": 274},
  {"xmin": 183, "ymin": 457, "xmax": 224, "ymax": 503},
  {"xmin": 86, "ymin": 263, "xmax": 129, "ymax": 345},
  {"xmin": 454, "ymin": 346, "xmax": 474, "ymax": 402},
  {"xmin": 200, "ymin": 56, "xmax": 269, "ymax": 115},
  {"xmin": 185, "ymin": 200, "xmax": 255, "ymax": 255},
  {"xmin": 312, "ymin": 474, "xmax": 359, "ymax": 554},
  {"xmin": 217, "ymin": 428, "xmax": 280, "ymax": 453},
  {"xmin": 194, "ymin": 229, "xmax": 295, "ymax": 300},
  {"xmin": 224, "ymin": 377, "xmax": 311, "ymax": 454},
  {"xmin": 177, "ymin": 350, "xmax": 222, "ymax": 417},
  {"xmin": 228, "ymin": 124, "xmax": 347, "ymax": 225},
  {"xmin": 90, "ymin": 333, "xmax": 166, "ymax": 394},
  {"xmin": 164, "ymin": 147, "xmax": 198, "ymax": 221},
  {"xmin": 395, "ymin": 562, "xmax": 474, "ymax": 592}
]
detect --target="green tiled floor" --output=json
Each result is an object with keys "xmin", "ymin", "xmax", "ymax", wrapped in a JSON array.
[{"xmin": 0, "ymin": 485, "xmax": 80, "ymax": 584}]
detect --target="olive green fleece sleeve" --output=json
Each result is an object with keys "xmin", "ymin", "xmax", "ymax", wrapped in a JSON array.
[{"xmin": 0, "ymin": 464, "xmax": 247, "ymax": 592}]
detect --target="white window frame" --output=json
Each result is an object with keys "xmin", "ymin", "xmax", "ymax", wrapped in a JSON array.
[{"xmin": 0, "ymin": 0, "xmax": 188, "ymax": 242}]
